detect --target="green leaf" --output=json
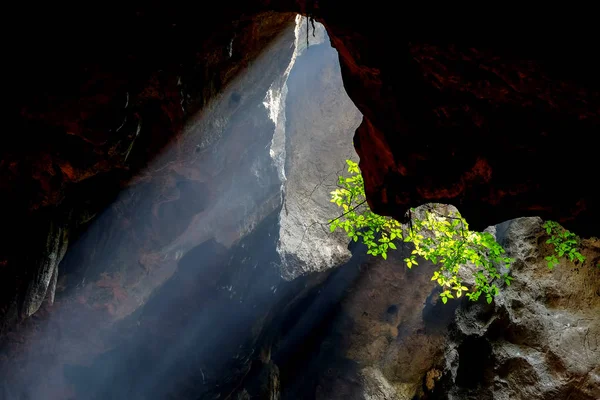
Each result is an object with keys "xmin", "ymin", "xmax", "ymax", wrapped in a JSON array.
[
  {"xmin": 326, "ymin": 160, "xmax": 525, "ymax": 306},
  {"xmin": 441, "ymin": 297, "xmax": 448, "ymax": 304}
]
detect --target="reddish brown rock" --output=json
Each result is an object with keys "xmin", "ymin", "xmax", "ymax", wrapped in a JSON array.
[
  {"xmin": 5, "ymin": 3, "xmax": 600, "ymax": 234},
  {"xmin": 2, "ymin": 7, "xmax": 297, "ymax": 333},
  {"xmin": 2, "ymin": 0, "xmax": 599, "ymax": 339}
]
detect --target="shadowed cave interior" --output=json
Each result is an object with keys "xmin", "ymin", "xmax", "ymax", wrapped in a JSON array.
[{"xmin": 1, "ymin": 9, "xmax": 599, "ymax": 400}]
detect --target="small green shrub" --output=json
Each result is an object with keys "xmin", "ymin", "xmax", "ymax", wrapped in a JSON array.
[
  {"xmin": 329, "ymin": 160, "xmax": 513, "ymax": 304},
  {"xmin": 542, "ymin": 220, "xmax": 585, "ymax": 269}
]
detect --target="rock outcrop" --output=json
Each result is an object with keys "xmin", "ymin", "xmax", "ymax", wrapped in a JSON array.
[
  {"xmin": 0, "ymin": 17, "xmax": 361, "ymax": 398},
  {"xmin": 0, "ymin": 211, "xmax": 70, "ymax": 333},
  {"xmin": 1, "ymin": 11, "xmax": 297, "ymax": 334},
  {"xmin": 1, "ymin": 5, "xmax": 599, "ymax": 399},
  {"xmin": 274, "ymin": 217, "xmax": 600, "ymax": 400},
  {"xmin": 3, "ymin": 2, "xmax": 600, "ymax": 335},
  {"xmin": 277, "ymin": 21, "xmax": 362, "ymax": 279},
  {"xmin": 436, "ymin": 217, "xmax": 600, "ymax": 400},
  {"xmin": 21, "ymin": 218, "xmax": 69, "ymax": 318},
  {"xmin": 0, "ymin": 15, "xmax": 302, "ymax": 398}
]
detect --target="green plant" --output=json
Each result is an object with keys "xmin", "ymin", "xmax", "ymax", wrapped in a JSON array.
[
  {"xmin": 542, "ymin": 220, "xmax": 585, "ymax": 269},
  {"xmin": 329, "ymin": 160, "xmax": 513, "ymax": 304},
  {"xmin": 329, "ymin": 160, "xmax": 402, "ymax": 260}
]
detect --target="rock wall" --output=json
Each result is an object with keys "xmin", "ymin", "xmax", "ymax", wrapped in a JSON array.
[
  {"xmin": 437, "ymin": 218, "xmax": 600, "ymax": 400},
  {"xmin": 2, "ymin": 6, "xmax": 599, "ymax": 399},
  {"xmin": 1, "ymin": 10, "xmax": 297, "ymax": 334},
  {"xmin": 4, "ymin": 1, "xmax": 600, "ymax": 338},
  {"xmin": 271, "ymin": 217, "xmax": 600, "ymax": 400},
  {"xmin": 0, "ymin": 17, "xmax": 362, "ymax": 398},
  {"xmin": 0, "ymin": 15, "xmax": 302, "ymax": 398},
  {"xmin": 310, "ymin": 4, "xmax": 600, "ymax": 236},
  {"xmin": 277, "ymin": 20, "xmax": 362, "ymax": 279}
]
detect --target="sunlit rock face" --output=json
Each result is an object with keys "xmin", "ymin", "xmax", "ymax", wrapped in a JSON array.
[
  {"xmin": 47, "ymin": 20, "xmax": 365, "ymax": 400},
  {"xmin": 277, "ymin": 21, "xmax": 362, "ymax": 280},
  {"xmin": 0, "ymin": 13, "xmax": 301, "ymax": 398},
  {"xmin": 2, "ymin": 4, "xmax": 600, "ymax": 400},
  {"xmin": 437, "ymin": 218, "xmax": 600, "ymax": 400},
  {"xmin": 4, "ymin": 2, "xmax": 600, "ymax": 335},
  {"xmin": 0, "ymin": 11, "xmax": 296, "ymax": 334},
  {"xmin": 274, "ymin": 217, "xmax": 600, "ymax": 400},
  {"xmin": 0, "ymin": 17, "xmax": 360, "ymax": 399}
]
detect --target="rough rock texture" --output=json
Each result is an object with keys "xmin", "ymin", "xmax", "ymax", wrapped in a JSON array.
[
  {"xmin": 274, "ymin": 232, "xmax": 452, "ymax": 400},
  {"xmin": 436, "ymin": 217, "xmax": 600, "ymax": 400},
  {"xmin": 284, "ymin": 217, "xmax": 600, "ymax": 400},
  {"xmin": 313, "ymin": 5, "xmax": 600, "ymax": 236},
  {"xmin": 2, "ymin": 4, "xmax": 600, "ymax": 398},
  {"xmin": 278, "ymin": 20, "xmax": 362, "ymax": 279},
  {"xmin": 1, "ymin": 11, "xmax": 297, "ymax": 334},
  {"xmin": 0, "ymin": 212, "xmax": 70, "ymax": 333},
  {"xmin": 3, "ymin": 2, "xmax": 600, "ymax": 333},
  {"xmin": 0, "ymin": 16, "xmax": 304, "ymax": 399},
  {"xmin": 21, "ymin": 218, "xmax": 69, "ymax": 318}
]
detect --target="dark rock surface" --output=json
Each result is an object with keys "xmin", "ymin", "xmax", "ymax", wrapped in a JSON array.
[
  {"xmin": 1, "ymin": 14, "xmax": 300, "ymax": 398},
  {"xmin": 435, "ymin": 218, "xmax": 600, "ymax": 400},
  {"xmin": 1, "ymin": 4, "xmax": 600, "ymax": 399},
  {"xmin": 1, "ymin": 10, "xmax": 296, "ymax": 334},
  {"xmin": 260, "ymin": 218, "xmax": 600, "ymax": 400},
  {"xmin": 313, "ymin": 4, "xmax": 600, "ymax": 236},
  {"xmin": 3, "ymin": 1, "xmax": 600, "ymax": 334}
]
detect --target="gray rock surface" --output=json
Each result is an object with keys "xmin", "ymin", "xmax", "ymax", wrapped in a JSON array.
[
  {"xmin": 22, "ymin": 219, "xmax": 69, "ymax": 317},
  {"xmin": 441, "ymin": 217, "xmax": 600, "ymax": 400},
  {"xmin": 277, "ymin": 213, "xmax": 599, "ymax": 400},
  {"xmin": 277, "ymin": 21, "xmax": 362, "ymax": 280}
]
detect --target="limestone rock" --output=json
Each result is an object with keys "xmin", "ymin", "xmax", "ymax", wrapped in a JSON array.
[
  {"xmin": 21, "ymin": 218, "xmax": 69, "ymax": 317},
  {"xmin": 277, "ymin": 22, "xmax": 362, "ymax": 280},
  {"xmin": 442, "ymin": 217, "xmax": 600, "ymax": 400},
  {"xmin": 276, "ymin": 214, "xmax": 599, "ymax": 400},
  {"xmin": 360, "ymin": 367, "xmax": 404, "ymax": 400}
]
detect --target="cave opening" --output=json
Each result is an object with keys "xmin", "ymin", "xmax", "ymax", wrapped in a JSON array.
[
  {"xmin": 2, "ymin": 5, "xmax": 600, "ymax": 400},
  {"xmin": 0, "ymin": 14, "xmax": 371, "ymax": 400}
]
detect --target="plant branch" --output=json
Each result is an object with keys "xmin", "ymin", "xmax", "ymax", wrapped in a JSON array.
[{"xmin": 328, "ymin": 200, "xmax": 368, "ymax": 224}]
